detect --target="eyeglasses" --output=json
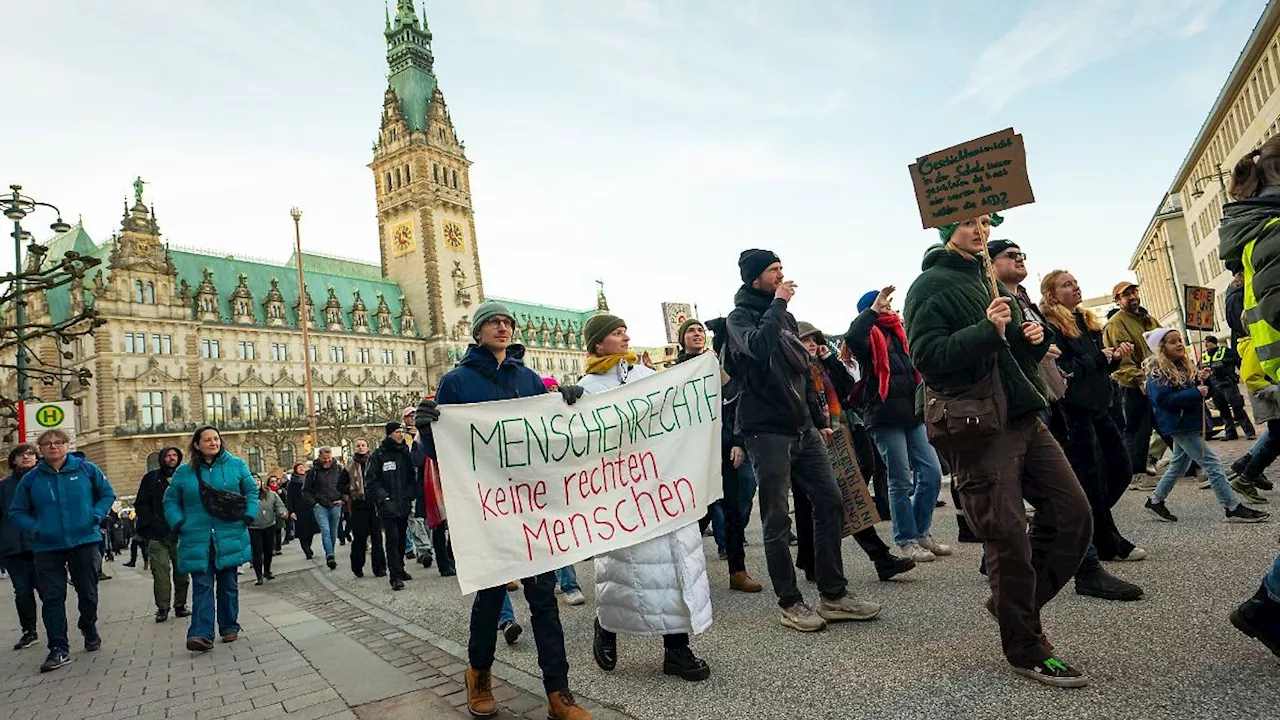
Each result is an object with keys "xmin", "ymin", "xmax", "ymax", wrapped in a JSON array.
[
  {"xmin": 1002, "ymin": 251, "xmax": 1028, "ymax": 261},
  {"xmin": 38, "ymin": 441, "xmax": 67, "ymax": 448}
]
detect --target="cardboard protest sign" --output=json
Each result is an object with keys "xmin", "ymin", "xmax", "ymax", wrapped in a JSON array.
[
  {"xmin": 434, "ymin": 352, "xmax": 723, "ymax": 594},
  {"xmin": 908, "ymin": 128, "xmax": 1035, "ymax": 229},
  {"xmin": 827, "ymin": 424, "xmax": 880, "ymax": 536},
  {"xmin": 1184, "ymin": 285, "xmax": 1216, "ymax": 332}
]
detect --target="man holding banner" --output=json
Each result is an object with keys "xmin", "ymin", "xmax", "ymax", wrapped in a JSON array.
[
  {"xmin": 726, "ymin": 249, "xmax": 883, "ymax": 633},
  {"xmin": 417, "ymin": 299, "xmax": 592, "ymax": 720}
]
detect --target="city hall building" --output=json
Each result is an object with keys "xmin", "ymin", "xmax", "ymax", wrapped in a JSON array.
[{"xmin": 2, "ymin": 1, "xmax": 602, "ymax": 484}]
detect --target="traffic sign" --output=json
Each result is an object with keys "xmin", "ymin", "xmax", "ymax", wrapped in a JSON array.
[{"xmin": 20, "ymin": 400, "xmax": 77, "ymax": 449}]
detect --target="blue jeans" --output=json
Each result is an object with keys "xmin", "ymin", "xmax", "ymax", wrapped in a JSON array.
[
  {"xmin": 498, "ymin": 593, "xmax": 515, "ymax": 626},
  {"xmin": 1153, "ymin": 432, "xmax": 1237, "ymax": 508},
  {"xmin": 1265, "ymin": 553, "xmax": 1280, "ymax": 602},
  {"xmin": 189, "ymin": 555, "xmax": 239, "ymax": 641},
  {"xmin": 868, "ymin": 423, "xmax": 944, "ymax": 546},
  {"xmin": 738, "ymin": 459, "xmax": 758, "ymax": 529},
  {"xmin": 1249, "ymin": 429, "xmax": 1271, "ymax": 457},
  {"xmin": 313, "ymin": 504, "xmax": 342, "ymax": 558},
  {"xmin": 708, "ymin": 500, "xmax": 726, "ymax": 553},
  {"xmin": 555, "ymin": 565, "xmax": 580, "ymax": 593}
]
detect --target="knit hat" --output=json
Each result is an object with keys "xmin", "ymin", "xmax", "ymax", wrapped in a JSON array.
[
  {"xmin": 986, "ymin": 239, "xmax": 1020, "ymax": 259},
  {"xmin": 542, "ymin": 377, "xmax": 559, "ymax": 391},
  {"xmin": 677, "ymin": 318, "xmax": 704, "ymax": 349},
  {"xmin": 856, "ymin": 290, "xmax": 879, "ymax": 313},
  {"xmin": 1143, "ymin": 328, "xmax": 1174, "ymax": 354},
  {"xmin": 583, "ymin": 314, "xmax": 626, "ymax": 355},
  {"xmin": 384, "ymin": 421, "xmax": 406, "ymax": 436},
  {"xmin": 471, "ymin": 299, "xmax": 514, "ymax": 339},
  {"xmin": 937, "ymin": 212, "xmax": 1004, "ymax": 243},
  {"xmin": 738, "ymin": 249, "xmax": 781, "ymax": 284}
]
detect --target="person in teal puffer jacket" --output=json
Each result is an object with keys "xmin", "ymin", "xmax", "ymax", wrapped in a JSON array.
[{"xmin": 163, "ymin": 426, "xmax": 257, "ymax": 652}]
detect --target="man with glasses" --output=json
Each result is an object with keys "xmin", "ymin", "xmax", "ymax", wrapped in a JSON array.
[
  {"xmin": 1102, "ymin": 280, "xmax": 1163, "ymax": 491},
  {"xmin": 8, "ymin": 429, "xmax": 116, "ymax": 673}
]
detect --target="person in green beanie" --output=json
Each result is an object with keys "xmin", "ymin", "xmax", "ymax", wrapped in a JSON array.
[{"xmin": 903, "ymin": 214, "xmax": 1091, "ymax": 688}]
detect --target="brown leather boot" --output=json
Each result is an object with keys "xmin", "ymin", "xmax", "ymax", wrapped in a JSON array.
[
  {"xmin": 730, "ymin": 571, "xmax": 762, "ymax": 593},
  {"xmin": 465, "ymin": 666, "xmax": 497, "ymax": 717},
  {"xmin": 546, "ymin": 689, "xmax": 593, "ymax": 720}
]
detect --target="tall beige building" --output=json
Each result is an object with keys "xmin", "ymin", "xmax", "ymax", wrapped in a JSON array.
[
  {"xmin": 0, "ymin": 1, "xmax": 599, "ymax": 483},
  {"xmin": 1140, "ymin": 0, "xmax": 1280, "ymax": 333},
  {"xmin": 1129, "ymin": 194, "xmax": 1197, "ymax": 331}
]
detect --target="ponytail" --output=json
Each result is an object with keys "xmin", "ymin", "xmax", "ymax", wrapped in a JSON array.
[{"xmin": 1229, "ymin": 135, "xmax": 1280, "ymax": 201}]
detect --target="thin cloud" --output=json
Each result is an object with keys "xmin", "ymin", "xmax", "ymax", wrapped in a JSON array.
[{"xmin": 950, "ymin": 0, "xmax": 1225, "ymax": 109}]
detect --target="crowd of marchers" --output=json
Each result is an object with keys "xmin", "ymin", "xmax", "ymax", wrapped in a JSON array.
[{"xmin": 5, "ymin": 141, "xmax": 1280, "ymax": 718}]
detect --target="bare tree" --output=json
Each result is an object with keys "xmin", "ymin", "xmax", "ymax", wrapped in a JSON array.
[
  {"xmin": 0, "ymin": 245, "xmax": 104, "ymax": 438},
  {"xmin": 244, "ymin": 412, "xmax": 306, "ymax": 469}
]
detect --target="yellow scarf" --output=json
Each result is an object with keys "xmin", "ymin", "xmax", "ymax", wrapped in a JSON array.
[{"xmin": 584, "ymin": 351, "xmax": 639, "ymax": 376}]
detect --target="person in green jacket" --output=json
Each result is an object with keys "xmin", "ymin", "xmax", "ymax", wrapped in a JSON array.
[
  {"xmin": 903, "ymin": 213, "xmax": 1092, "ymax": 689},
  {"xmin": 163, "ymin": 426, "xmax": 258, "ymax": 652},
  {"xmin": 1102, "ymin": 281, "xmax": 1163, "ymax": 490}
]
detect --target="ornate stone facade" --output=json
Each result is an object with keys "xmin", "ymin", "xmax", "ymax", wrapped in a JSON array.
[{"xmin": 0, "ymin": 1, "xmax": 599, "ymax": 487}]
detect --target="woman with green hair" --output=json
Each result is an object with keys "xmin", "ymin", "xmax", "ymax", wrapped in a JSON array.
[{"xmin": 903, "ymin": 213, "xmax": 1093, "ymax": 688}]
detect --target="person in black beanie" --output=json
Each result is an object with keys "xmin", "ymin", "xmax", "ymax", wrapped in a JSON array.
[
  {"xmin": 363, "ymin": 422, "xmax": 422, "ymax": 592},
  {"xmin": 726, "ymin": 249, "xmax": 882, "ymax": 633},
  {"xmin": 134, "ymin": 447, "xmax": 190, "ymax": 622}
]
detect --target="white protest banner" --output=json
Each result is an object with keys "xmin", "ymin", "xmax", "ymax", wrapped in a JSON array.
[{"xmin": 434, "ymin": 352, "xmax": 723, "ymax": 595}]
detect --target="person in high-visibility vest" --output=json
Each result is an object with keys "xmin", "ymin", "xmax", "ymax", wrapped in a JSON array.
[{"xmin": 1217, "ymin": 136, "xmax": 1280, "ymax": 660}]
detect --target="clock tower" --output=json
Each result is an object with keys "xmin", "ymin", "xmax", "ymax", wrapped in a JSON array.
[{"xmin": 370, "ymin": 0, "xmax": 484, "ymax": 365}]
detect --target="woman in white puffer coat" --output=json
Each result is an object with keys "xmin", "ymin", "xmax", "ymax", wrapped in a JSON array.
[{"xmin": 577, "ymin": 313, "xmax": 712, "ymax": 682}]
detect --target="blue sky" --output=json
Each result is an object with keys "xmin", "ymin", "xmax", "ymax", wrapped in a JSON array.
[{"xmin": 1, "ymin": 0, "xmax": 1267, "ymax": 344}]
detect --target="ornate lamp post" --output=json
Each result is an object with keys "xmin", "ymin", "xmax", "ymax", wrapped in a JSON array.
[{"xmin": 3, "ymin": 185, "xmax": 71, "ymax": 400}]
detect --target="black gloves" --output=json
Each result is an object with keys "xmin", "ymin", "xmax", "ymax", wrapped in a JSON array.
[
  {"xmin": 559, "ymin": 385, "xmax": 585, "ymax": 405},
  {"xmin": 415, "ymin": 399, "xmax": 440, "ymax": 433}
]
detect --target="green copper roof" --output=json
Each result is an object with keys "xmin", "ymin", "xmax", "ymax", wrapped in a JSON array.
[
  {"xmin": 169, "ymin": 249, "xmax": 411, "ymax": 333},
  {"xmin": 489, "ymin": 296, "xmax": 595, "ymax": 347},
  {"xmin": 384, "ymin": 0, "xmax": 436, "ymax": 133},
  {"xmin": 285, "ymin": 251, "xmax": 384, "ymax": 282}
]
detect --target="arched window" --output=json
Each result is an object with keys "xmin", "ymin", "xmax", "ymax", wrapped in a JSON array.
[
  {"xmin": 433, "ymin": 164, "xmax": 439, "ymax": 183},
  {"xmin": 385, "ymin": 171, "xmax": 392, "ymax": 192},
  {"xmin": 145, "ymin": 281, "xmax": 155, "ymax": 304},
  {"xmin": 246, "ymin": 445, "xmax": 263, "ymax": 474},
  {"xmin": 404, "ymin": 164, "xmax": 411, "ymax": 183},
  {"xmin": 394, "ymin": 167, "xmax": 401, "ymax": 188},
  {"xmin": 134, "ymin": 280, "xmax": 144, "ymax": 303}
]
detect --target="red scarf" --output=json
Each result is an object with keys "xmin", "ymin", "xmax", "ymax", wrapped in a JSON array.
[{"xmin": 868, "ymin": 313, "xmax": 918, "ymax": 402}]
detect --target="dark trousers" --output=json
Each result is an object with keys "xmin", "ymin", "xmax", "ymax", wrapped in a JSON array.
[
  {"xmin": 793, "ymin": 483, "xmax": 891, "ymax": 575},
  {"xmin": 720, "ymin": 448, "xmax": 747, "ymax": 574},
  {"xmin": 433, "ymin": 521, "xmax": 455, "ymax": 574},
  {"xmin": 949, "ymin": 417, "xmax": 1092, "ymax": 668},
  {"xmin": 1243, "ymin": 419, "xmax": 1280, "ymax": 479},
  {"xmin": 852, "ymin": 424, "xmax": 892, "ymax": 520},
  {"xmin": 1058, "ymin": 406, "xmax": 1136, "ymax": 561},
  {"xmin": 745, "ymin": 428, "xmax": 849, "ymax": 608},
  {"xmin": 350, "ymin": 505, "xmax": 387, "ymax": 576},
  {"xmin": 469, "ymin": 572, "xmax": 568, "ymax": 693},
  {"xmin": 128, "ymin": 537, "xmax": 148, "ymax": 564},
  {"xmin": 1, "ymin": 553, "xmax": 39, "ymax": 634},
  {"xmin": 296, "ymin": 528, "xmax": 314, "ymax": 557},
  {"xmin": 248, "ymin": 527, "xmax": 275, "ymax": 578},
  {"xmin": 338, "ymin": 510, "xmax": 351, "ymax": 544},
  {"xmin": 382, "ymin": 516, "xmax": 409, "ymax": 582},
  {"xmin": 1121, "ymin": 385, "xmax": 1155, "ymax": 475},
  {"xmin": 34, "ymin": 543, "xmax": 100, "ymax": 654},
  {"xmin": 274, "ymin": 524, "xmax": 284, "ymax": 553},
  {"xmin": 1210, "ymin": 383, "xmax": 1255, "ymax": 437}
]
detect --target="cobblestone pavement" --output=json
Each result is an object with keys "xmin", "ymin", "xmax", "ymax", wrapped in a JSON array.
[
  {"xmin": 1, "ymin": 439, "xmax": 1276, "ymax": 720},
  {"xmin": 0, "ymin": 544, "xmax": 631, "ymax": 720}
]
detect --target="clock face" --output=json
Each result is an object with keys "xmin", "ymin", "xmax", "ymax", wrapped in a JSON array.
[
  {"xmin": 391, "ymin": 221, "xmax": 415, "ymax": 256},
  {"xmin": 443, "ymin": 221, "xmax": 465, "ymax": 251}
]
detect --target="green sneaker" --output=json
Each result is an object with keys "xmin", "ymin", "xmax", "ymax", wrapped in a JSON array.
[
  {"xmin": 1232, "ymin": 478, "xmax": 1269, "ymax": 505},
  {"xmin": 1012, "ymin": 657, "xmax": 1088, "ymax": 688}
]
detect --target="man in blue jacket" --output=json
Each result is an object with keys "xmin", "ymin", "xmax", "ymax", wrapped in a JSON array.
[
  {"xmin": 8, "ymin": 429, "xmax": 116, "ymax": 673},
  {"xmin": 417, "ymin": 299, "xmax": 592, "ymax": 720}
]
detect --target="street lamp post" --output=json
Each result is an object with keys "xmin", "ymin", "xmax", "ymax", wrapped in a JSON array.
[
  {"xmin": 291, "ymin": 207, "xmax": 318, "ymax": 452},
  {"xmin": 1191, "ymin": 169, "xmax": 1233, "ymax": 202},
  {"xmin": 3, "ymin": 185, "xmax": 71, "ymax": 401}
]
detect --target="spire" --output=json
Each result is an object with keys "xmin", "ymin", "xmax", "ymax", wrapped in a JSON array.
[
  {"xmin": 382, "ymin": 0, "xmax": 436, "ymax": 133},
  {"xmin": 384, "ymin": 0, "xmax": 390, "ymax": 31},
  {"xmin": 394, "ymin": 0, "xmax": 418, "ymax": 29},
  {"xmin": 596, "ymin": 280, "xmax": 610, "ymax": 313}
]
